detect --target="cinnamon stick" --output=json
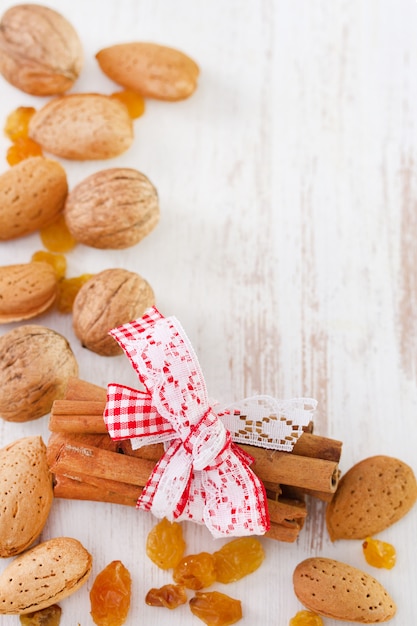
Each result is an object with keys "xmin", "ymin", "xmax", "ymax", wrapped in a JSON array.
[{"xmin": 47, "ymin": 438, "xmax": 306, "ymax": 530}]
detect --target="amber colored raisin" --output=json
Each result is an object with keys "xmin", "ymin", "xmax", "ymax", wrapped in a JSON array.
[
  {"xmin": 39, "ymin": 214, "xmax": 77, "ymax": 253},
  {"xmin": 31, "ymin": 250, "xmax": 67, "ymax": 280},
  {"xmin": 146, "ymin": 517, "xmax": 186, "ymax": 570},
  {"xmin": 6, "ymin": 137, "xmax": 43, "ymax": 165},
  {"xmin": 4, "ymin": 106, "xmax": 36, "ymax": 141},
  {"xmin": 213, "ymin": 537, "xmax": 265, "ymax": 583},
  {"xmin": 56, "ymin": 274, "xmax": 94, "ymax": 313},
  {"xmin": 90, "ymin": 560, "xmax": 131, "ymax": 626},
  {"xmin": 173, "ymin": 552, "xmax": 217, "ymax": 590},
  {"xmin": 189, "ymin": 591, "xmax": 242, "ymax": 626},
  {"xmin": 145, "ymin": 583, "xmax": 188, "ymax": 609},
  {"xmin": 289, "ymin": 610, "xmax": 324, "ymax": 626},
  {"xmin": 19, "ymin": 604, "xmax": 62, "ymax": 625},
  {"xmin": 111, "ymin": 90, "xmax": 145, "ymax": 119},
  {"xmin": 362, "ymin": 536, "xmax": 396, "ymax": 569}
]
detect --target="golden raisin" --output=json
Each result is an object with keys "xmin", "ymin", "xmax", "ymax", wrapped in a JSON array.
[
  {"xmin": 90, "ymin": 560, "xmax": 131, "ymax": 626},
  {"xmin": 31, "ymin": 250, "xmax": 67, "ymax": 280},
  {"xmin": 173, "ymin": 552, "xmax": 217, "ymax": 590},
  {"xmin": 189, "ymin": 591, "xmax": 242, "ymax": 626},
  {"xmin": 6, "ymin": 137, "xmax": 43, "ymax": 165},
  {"xmin": 39, "ymin": 213, "xmax": 77, "ymax": 253},
  {"xmin": 19, "ymin": 604, "xmax": 62, "ymax": 625},
  {"xmin": 145, "ymin": 583, "xmax": 188, "ymax": 609},
  {"xmin": 4, "ymin": 106, "xmax": 36, "ymax": 141},
  {"xmin": 213, "ymin": 537, "xmax": 265, "ymax": 583},
  {"xmin": 146, "ymin": 517, "xmax": 186, "ymax": 570},
  {"xmin": 110, "ymin": 90, "xmax": 145, "ymax": 119},
  {"xmin": 56, "ymin": 274, "xmax": 94, "ymax": 313},
  {"xmin": 362, "ymin": 536, "xmax": 396, "ymax": 569},
  {"xmin": 289, "ymin": 610, "xmax": 324, "ymax": 626}
]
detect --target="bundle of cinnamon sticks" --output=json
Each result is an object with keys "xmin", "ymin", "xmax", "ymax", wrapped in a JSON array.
[{"xmin": 46, "ymin": 377, "xmax": 342, "ymax": 543}]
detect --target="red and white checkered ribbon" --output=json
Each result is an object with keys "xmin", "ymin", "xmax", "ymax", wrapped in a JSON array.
[
  {"xmin": 104, "ymin": 307, "xmax": 271, "ymax": 537},
  {"xmin": 103, "ymin": 307, "xmax": 316, "ymax": 538}
]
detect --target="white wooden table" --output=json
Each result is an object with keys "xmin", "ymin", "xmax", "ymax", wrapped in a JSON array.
[{"xmin": 0, "ymin": 0, "xmax": 416, "ymax": 624}]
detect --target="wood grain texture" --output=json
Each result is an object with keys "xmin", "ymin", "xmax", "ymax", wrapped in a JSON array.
[{"xmin": 0, "ymin": 0, "xmax": 416, "ymax": 624}]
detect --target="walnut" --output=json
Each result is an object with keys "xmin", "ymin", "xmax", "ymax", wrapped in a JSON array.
[
  {"xmin": 0, "ymin": 325, "xmax": 79, "ymax": 422},
  {"xmin": 72, "ymin": 268, "xmax": 155, "ymax": 356}
]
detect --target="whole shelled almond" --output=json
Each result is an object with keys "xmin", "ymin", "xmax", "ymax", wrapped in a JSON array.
[
  {"xmin": 0, "ymin": 4, "xmax": 83, "ymax": 95},
  {"xmin": 293, "ymin": 557, "xmax": 396, "ymax": 623},
  {"xmin": 0, "ymin": 436, "xmax": 53, "ymax": 558},
  {"xmin": 64, "ymin": 167, "xmax": 160, "ymax": 248},
  {"xmin": 72, "ymin": 268, "xmax": 155, "ymax": 356},
  {"xmin": 0, "ymin": 325, "xmax": 78, "ymax": 422},
  {"xmin": 326, "ymin": 455, "xmax": 417, "ymax": 540},
  {"xmin": 29, "ymin": 93, "xmax": 134, "ymax": 160},
  {"xmin": 0, "ymin": 156, "xmax": 68, "ymax": 240},
  {"xmin": 96, "ymin": 42, "xmax": 199, "ymax": 101},
  {"xmin": 0, "ymin": 261, "xmax": 58, "ymax": 323},
  {"xmin": 0, "ymin": 536, "xmax": 92, "ymax": 614}
]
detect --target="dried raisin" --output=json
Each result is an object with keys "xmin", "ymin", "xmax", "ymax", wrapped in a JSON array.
[
  {"xmin": 289, "ymin": 610, "xmax": 324, "ymax": 626},
  {"xmin": 173, "ymin": 552, "xmax": 216, "ymax": 590},
  {"xmin": 362, "ymin": 536, "xmax": 396, "ymax": 569},
  {"xmin": 146, "ymin": 517, "xmax": 186, "ymax": 570},
  {"xmin": 89, "ymin": 560, "xmax": 131, "ymax": 626},
  {"xmin": 189, "ymin": 591, "xmax": 242, "ymax": 626},
  {"xmin": 145, "ymin": 583, "xmax": 187, "ymax": 609},
  {"xmin": 213, "ymin": 537, "xmax": 265, "ymax": 583},
  {"xmin": 40, "ymin": 214, "xmax": 77, "ymax": 253}
]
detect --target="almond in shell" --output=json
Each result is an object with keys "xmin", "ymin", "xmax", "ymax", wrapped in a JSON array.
[
  {"xmin": 326, "ymin": 455, "xmax": 417, "ymax": 540},
  {"xmin": 0, "ymin": 156, "xmax": 68, "ymax": 240},
  {"xmin": 0, "ymin": 261, "xmax": 58, "ymax": 323},
  {"xmin": 29, "ymin": 93, "xmax": 134, "ymax": 160},
  {"xmin": 0, "ymin": 325, "xmax": 78, "ymax": 422},
  {"xmin": 96, "ymin": 42, "xmax": 199, "ymax": 101},
  {"xmin": 293, "ymin": 557, "xmax": 396, "ymax": 623},
  {"xmin": 0, "ymin": 436, "xmax": 53, "ymax": 558},
  {"xmin": 64, "ymin": 167, "xmax": 160, "ymax": 248},
  {"xmin": 0, "ymin": 4, "xmax": 83, "ymax": 95},
  {"xmin": 0, "ymin": 536, "xmax": 92, "ymax": 614}
]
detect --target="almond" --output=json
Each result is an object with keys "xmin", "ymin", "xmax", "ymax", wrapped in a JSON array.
[
  {"xmin": 72, "ymin": 268, "xmax": 155, "ymax": 356},
  {"xmin": 0, "ymin": 436, "xmax": 53, "ymax": 557},
  {"xmin": 0, "ymin": 536, "xmax": 92, "ymax": 614},
  {"xmin": 0, "ymin": 325, "xmax": 78, "ymax": 422},
  {"xmin": 28, "ymin": 93, "xmax": 134, "ymax": 160},
  {"xmin": 293, "ymin": 557, "xmax": 396, "ymax": 623},
  {"xmin": 0, "ymin": 261, "xmax": 58, "ymax": 323},
  {"xmin": 96, "ymin": 42, "xmax": 199, "ymax": 101},
  {"xmin": 326, "ymin": 455, "xmax": 417, "ymax": 540},
  {"xmin": 64, "ymin": 167, "xmax": 160, "ymax": 248},
  {"xmin": 0, "ymin": 156, "xmax": 68, "ymax": 240},
  {"xmin": 0, "ymin": 4, "xmax": 83, "ymax": 95}
]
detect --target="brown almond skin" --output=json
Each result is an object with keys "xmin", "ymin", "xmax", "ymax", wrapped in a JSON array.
[
  {"xmin": 0, "ymin": 261, "xmax": 58, "ymax": 323},
  {"xmin": 96, "ymin": 42, "xmax": 199, "ymax": 101},
  {"xmin": 0, "ymin": 4, "xmax": 83, "ymax": 95},
  {"xmin": 0, "ymin": 537, "xmax": 92, "ymax": 614},
  {"xmin": 326, "ymin": 455, "xmax": 417, "ymax": 540},
  {"xmin": 0, "ymin": 156, "xmax": 68, "ymax": 240},
  {"xmin": 72, "ymin": 268, "xmax": 155, "ymax": 356},
  {"xmin": 0, "ymin": 325, "xmax": 78, "ymax": 422},
  {"xmin": 29, "ymin": 93, "xmax": 134, "ymax": 160},
  {"xmin": 64, "ymin": 167, "xmax": 160, "ymax": 249},
  {"xmin": 293, "ymin": 557, "xmax": 396, "ymax": 623},
  {"xmin": 0, "ymin": 436, "xmax": 53, "ymax": 557}
]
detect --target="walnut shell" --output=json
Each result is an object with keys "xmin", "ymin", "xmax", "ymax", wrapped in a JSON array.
[
  {"xmin": 0, "ymin": 325, "xmax": 79, "ymax": 422},
  {"xmin": 64, "ymin": 168, "xmax": 160, "ymax": 249},
  {"xmin": 0, "ymin": 4, "xmax": 83, "ymax": 95},
  {"xmin": 72, "ymin": 268, "xmax": 155, "ymax": 356}
]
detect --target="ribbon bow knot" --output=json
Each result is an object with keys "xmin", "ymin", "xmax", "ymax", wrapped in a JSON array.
[
  {"xmin": 103, "ymin": 307, "xmax": 316, "ymax": 538},
  {"xmin": 103, "ymin": 306, "xmax": 270, "ymax": 537}
]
